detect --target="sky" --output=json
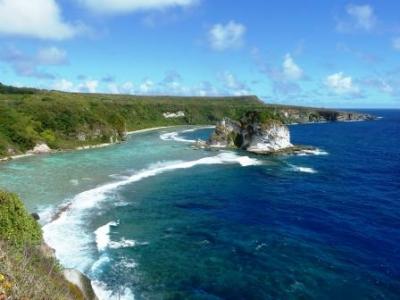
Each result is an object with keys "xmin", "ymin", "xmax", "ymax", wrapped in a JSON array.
[{"xmin": 0, "ymin": 0, "xmax": 399, "ymax": 108}]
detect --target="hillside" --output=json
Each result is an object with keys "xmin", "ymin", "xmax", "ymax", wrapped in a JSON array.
[
  {"xmin": 0, "ymin": 190, "xmax": 89, "ymax": 299},
  {"xmin": 0, "ymin": 82, "xmax": 373, "ymax": 159}
]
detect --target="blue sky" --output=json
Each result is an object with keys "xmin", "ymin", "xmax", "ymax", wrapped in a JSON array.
[{"xmin": 0, "ymin": 0, "xmax": 399, "ymax": 108}]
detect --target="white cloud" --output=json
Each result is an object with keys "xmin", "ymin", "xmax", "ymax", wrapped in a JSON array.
[
  {"xmin": 37, "ymin": 47, "xmax": 68, "ymax": 65},
  {"xmin": 282, "ymin": 53, "xmax": 303, "ymax": 80},
  {"xmin": 0, "ymin": 0, "xmax": 80, "ymax": 40},
  {"xmin": 209, "ymin": 21, "xmax": 246, "ymax": 51},
  {"xmin": 108, "ymin": 81, "xmax": 134, "ymax": 94},
  {"xmin": 139, "ymin": 79, "xmax": 155, "ymax": 94},
  {"xmin": 346, "ymin": 4, "xmax": 376, "ymax": 30},
  {"xmin": 0, "ymin": 45, "xmax": 68, "ymax": 79},
  {"xmin": 79, "ymin": 0, "xmax": 198, "ymax": 14},
  {"xmin": 79, "ymin": 80, "xmax": 99, "ymax": 93},
  {"xmin": 52, "ymin": 79, "xmax": 98, "ymax": 93},
  {"xmin": 325, "ymin": 72, "xmax": 359, "ymax": 94},
  {"xmin": 220, "ymin": 71, "xmax": 251, "ymax": 96},
  {"xmin": 337, "ymin": 4, "xmax": 376, "ymax": 32},
  {"xmin": 392, "ymin": 37, "xmax": 400, "ymax": 51},
  {"xmin": 51, "ymin": 71, "xmax": 251, "ymax": 97},
  {"xmin": 52, "ymin": 79, "xmax": 75, "ymax": 92}
]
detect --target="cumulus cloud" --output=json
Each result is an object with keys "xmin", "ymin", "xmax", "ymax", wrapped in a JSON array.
[
  {"xmin": 251, "ymin": 49, "xmax": 305, "ymax": 96},
  {"xmin": 282, "ymin": 53, "xmax": 303, "ymax": 80},
  {"xmin": 337, "ymin": 4, "xmax": 376, "ymax": 32},
  {"xmin": 0, "ymin": 0, "xmax": 81, "ymax": 39},
  {"xmin": 51, "ymin": 71, "xmax": 251, "ymax": 97},
  {"xmin": 392, "ymin": 37, "xmax": 400, "ymax": 51},
  {"xmin": 325, "ymin": 72, "xmax": 359, "ymax": 94},
  {"xmin": 0, "ymin": 45, "xmax": 68, "ymax": 79},
  {"xmin": 79, "ymin": 0, "xmax": 198, "ymax": 15},
  {"xmin": 52, "ymin": 79, "xmax": 99, "ymax": 93},
  {"xmin": 208, "ymin": 21, "xmax": 246, "ymax": 51},
  {"xmin": 52, "ymin": 79, "xmax": 75, "ymax": 91}
]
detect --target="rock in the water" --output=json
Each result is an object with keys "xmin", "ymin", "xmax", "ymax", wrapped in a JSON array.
[
  {"xmin": 31, "ymin": 212, "xmax": 40, "ymax": 220},
  {"xmin": 208, "ymin": 111, "xmax": 293, "ymax": 154},
  {"xmin": 246, "ymin": 122, "xmax": 292, "ymax": 153}
]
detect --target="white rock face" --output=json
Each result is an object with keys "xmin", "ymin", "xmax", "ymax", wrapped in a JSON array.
[
  {"xmin": 29, "ymin": 143, "xmax": 51, "ymax": 154},
  {"xmin": 163, "ymin": 111, "xmax": 185, "ymax": 118},
  {"xmin": 247, "ymin": 124, "xmax": 292, "ymax": 153},
  {"xmin": 208, "ymin": 115, "xmax": 293, "ymax": 153}
]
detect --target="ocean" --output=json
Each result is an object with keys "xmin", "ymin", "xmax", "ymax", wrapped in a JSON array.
[{"xmin": 0, "ymin": 109, "xmax": 399, "ymax": 299}]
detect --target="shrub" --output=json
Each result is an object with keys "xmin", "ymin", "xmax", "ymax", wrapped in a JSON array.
[{"xmin": 0, "ymin": 191, "xmax": 42, "ymax": 247}]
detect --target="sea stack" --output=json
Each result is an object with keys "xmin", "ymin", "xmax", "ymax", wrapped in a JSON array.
[{"xmin": 208, "ymin": 111, "xmax": 293, "ymax": 154}]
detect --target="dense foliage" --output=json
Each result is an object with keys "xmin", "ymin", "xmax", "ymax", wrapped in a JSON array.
[
  {"xmin": 0, "ymin": 191, "xmax": 42, "ymax": 247},
  {"xmin": 0, "ymin": 82, "xmax": 272, "ymax": 157},
  {"xmin": 0, "ymin": 82, "xmax": 347, "ymax": 158},
  {"xmin": 0, "ymin": 190, "xmax": 85, "ymax": 299}
]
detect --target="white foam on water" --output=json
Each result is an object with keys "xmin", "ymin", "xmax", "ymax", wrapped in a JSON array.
[
  {"xmin": 159, "ymin": 131, "xmax": 196, "ymax": 143},
  {"xmin": 297, "ymin": 148, "xmax": 329, "ymax": 156},
  {"xmin": 159, "ymin": 126, "xmax": 213, "ymax": 143},
  {"xmin": 92, "ymin": 281, "xmax": 135, "ymax": 300},
  {"xmin": 109, "ymin": 174, "xmax": 129, "ymax": 180},
  {"xmin": 37, "ymin": 205, "xmax": 56, "ymax": 225},
  {"xmin": 42, "ymin": 151, "xmax": 261, "ymax": 273},
  {"xmin": 94, "ymin": 221, "xmax": 141, "ymax": 251},
  {"xmin": 109, "ymin": 239, "xmax": 139, "ymax": 249},
  {"xmin": 70, "ymin": 179, "xmax": 79, "ymax": 186},
  {"xmin": 289, "ymin": 164, "xmax": 317, "ymax": 174},
  {"xmin": 121, "ymin": 258, "xmax": 138, "ymax": 269},
  {"xmin": 94, "ymin": 221, "xmax": 118, "ymax": 252}
]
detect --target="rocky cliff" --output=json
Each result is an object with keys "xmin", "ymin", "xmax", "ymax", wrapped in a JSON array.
[
  {"xmin": 274, "ymin": 107, "xmax": 375, "ymax": 124},
  {"xmin": 208, "ymin": 112, "xmax": 293, "ymax": 154}
]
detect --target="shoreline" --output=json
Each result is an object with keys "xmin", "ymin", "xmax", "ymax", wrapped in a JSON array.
[{"xmin": 0, "ymin": 125, "xmax": 208, "ymax": 163}]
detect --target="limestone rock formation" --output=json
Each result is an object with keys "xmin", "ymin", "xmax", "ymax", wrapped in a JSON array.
[
  {"xmin": 29, "ymin": 143, "xmax": 51, "ymax": 154},
  {"xmin": 208, "ymin": 112, "xmax": 293, "ymax": 154}
]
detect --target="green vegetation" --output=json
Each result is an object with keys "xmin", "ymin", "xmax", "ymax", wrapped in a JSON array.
[
  {"xmin": 0, "ymin": 191, "xmax": 42, "ymax": 247},
  {"xmin": 0, "ymin": 83, "xmax": 271, "ymax": 157},
  {"xmin": 0, "ymin": 82, "xmax": 361, "ymax": 159},
  {"xmin": 0, "ymin": 190, "xmax": 85, "ymax": 299}
]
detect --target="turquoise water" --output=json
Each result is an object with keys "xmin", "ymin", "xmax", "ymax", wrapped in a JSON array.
[{"xmin": 0, "ymin": 111, "xmax": 399, "ymax": 299}]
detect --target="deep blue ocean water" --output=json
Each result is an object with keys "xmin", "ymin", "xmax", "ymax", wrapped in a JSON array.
[{"xmin": 0, "ymin": 109, "xmax": 399, "ymax": 299}]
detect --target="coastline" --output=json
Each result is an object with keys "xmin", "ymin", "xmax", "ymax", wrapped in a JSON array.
[{"xmin": 0, "ymin": 126, "xmax": 179, "ymax": 163}]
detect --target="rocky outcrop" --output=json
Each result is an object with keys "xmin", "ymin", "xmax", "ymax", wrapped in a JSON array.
[
  {"xmin": 63, "ymin": 269, "xmax": 98, "ymax": 300},
  {"xmin": 36, "ymin": 241, "xmax": 98, "ymax": 300},
  {"xmin": 28, "ymin": 143, "xmax": 51, "ymax": 154},
  {"xmin": 74, "ymin": 127, "xmax": 123, "ymax": 144},
  {"xmin": 163, "ymin": 111, "xmax": 185, "ymax": 118},
  {"xmin": 208, "ymin": 112, "xmax": 293, "ymax": 154},
  {"xmin": 246, "ymin": 122, "xmax": 292, "ymax": 153}
]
